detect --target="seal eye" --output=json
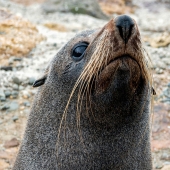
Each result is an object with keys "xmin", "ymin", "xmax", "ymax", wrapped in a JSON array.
[{"xmin": 72, "ymin": 42, "xmax": 89, "ymax": 61}]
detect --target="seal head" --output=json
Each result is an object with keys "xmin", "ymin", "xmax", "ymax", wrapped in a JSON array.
[{"xmin": 14, "ymin": 15, "xmax": 153, "ymax": 170}]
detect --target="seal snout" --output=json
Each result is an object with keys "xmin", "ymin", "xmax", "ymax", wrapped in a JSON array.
[{"xmin": 115, "ymin": 15, "xmax": 134, "ymax": 44}]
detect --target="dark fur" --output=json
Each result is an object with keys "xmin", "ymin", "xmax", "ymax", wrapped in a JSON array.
[{"xmin": 13, "ymin": 16, "xmax": 153, "ymax": 170}]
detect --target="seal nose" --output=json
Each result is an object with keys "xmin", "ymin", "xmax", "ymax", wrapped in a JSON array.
[{"xmin": 115, "ymin": 15, "xmax": 134, "ymax": 43}]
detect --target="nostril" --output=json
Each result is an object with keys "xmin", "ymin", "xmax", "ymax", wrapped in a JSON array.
[
  {"xmin": 126, "ymin": 24, "xmax": 134, "ymax": 42},
  {"xmin": 117, "ymin": 26, "xmax": 123, "ymax": 42},
  {"xmin": 116, "ymin": 15, "xmax": 134, "ymax": 44}
]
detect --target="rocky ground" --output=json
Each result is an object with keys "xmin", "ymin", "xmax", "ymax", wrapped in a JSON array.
[{"xmin": 0, "ymin": 0, "xmax": 170, "ymax": 169}]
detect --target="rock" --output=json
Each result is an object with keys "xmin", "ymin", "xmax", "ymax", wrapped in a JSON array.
[
  {"xmin": 23, "ymin": 101, "xmax": 30, "ymax": 107},
  {"xmin": 12, "ymin": 84, "xmax": 19, "ymax": 90},
  {"xmin": 4, "ymin": 90, "xmax": 11, "ymax": 98},
  {"xmin": 0, "ymin": 66, "xmax": 13, "ymax": 71},
  {"xmin": 42, "ymin": 0, "xmax": 109, "ymax": 20},
  {"xmin": 28, "ymin": 77, "xmax": 36, "ymax": 85},
  {"xmin": 0, "ymin": 96, "xmax": 6, "ymax": 102},
  {"xmin": 8, "ymin": 57, "xmax": 14, "ymax": 65},
  {"xmin": 0, "ymin": 89, "xmax": 5, "ymax": 97},
  {"xmin": 164, "ymin": 162, "xmax": 170, "ymax": 166},
  {"xmin": 53, "ymin": 43, "xmax": 57, "ymax": 47},
  {"xmin": 144, "ymin": 32, "xmax": 170, "ymax": 48},
  {"xmin": 155, "ymin": 68, "xmax": 164, "ymax": 74},
  {"xmin": 0, "ymin": 89, "xmax": 6, "ymax": 102},
  {"xmin": 7, "ymin": 0, "xmax": 43, "ymax": 5},
  {"xmin": 168, "ymin": 83, "xmax": 170, "ymax": 88},
  {"xmin": 0, "ymin": 8, "xmax": 44, "ymax": 62},
  {"xmin": 162, "ymin": 58, "xmax": 170, "ymax": 65},
  {"xmin": 44, "ymin": 23, "xmax": 68, "ymax": 32},
  {"xmin": 161, "ymin": 152, "xmax": 170, "ymax": 161},
  {"xmin": 22, "ymin": 90, "xmax": 30, "ymax": 99},
  {"xmin": 156, "ymin": 62, "xmax": 167, "ymax": 70},
  {"xmin": 161, "ymin": 165, "xmax": 170, "ymax": 170},
  {"xmin": 11, "ymin": 91, "xmax": 19, "ymax": 98},
  {"xmin": 0, "ymin": 159, "xmax": 9, "ymax": 170},
  {"xmin": 19, "ymin": 85, "xmax": 24, "ymax": 90},
  {"xmin": 4, "ymin": 138, "xmax": 20, "ymax": 149},
  {"xmin": 13, "ymin": 57, "xmax": 22, "ymax": 61},
  {"xmin": 12, "ymin": 77, "xmax": 21, "ymax": 85},
  {"xmin": 161, "ymin": 86, "xmax": 170, "ymax": 103},
  {"xmin": 99, "ymin": 0, "xmax": 134, "ymax": 15},
  {"xmin": 156, "ymin": 164, "xmax": 163, "ymax": 169},
  {"xmin": 12, "ymin": 116, "xmax": 19, "ymax": 122},
  {"xmin": 0, "ymin": 104, "xmax": 10, "ymax": 111},
  {"xmin": 16, "ymin": 63, "xmax": 24, "ymax": 69},
  {"xmin": 20, "ymin": 106, "xmax": 25, "ymax": 110},
  {"xmin": 8, "ymin": 56, "xmax": 22, "ymax": 65},
  {"xmin": 0, "ymin": 151, "xmax": 13, "ymax": 160},
  {"xmin": 8, "ymin": 101, "xmax": 19, "ymax": 111}
]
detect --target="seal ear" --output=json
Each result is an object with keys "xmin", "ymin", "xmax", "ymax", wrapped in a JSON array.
[
  {"xmin": 152, "ymin": 87, "xmax": 156, "ymax": 95},
  {"xmin": 33, "ymin": 74, "xmax": 47, "ymax": 87}
]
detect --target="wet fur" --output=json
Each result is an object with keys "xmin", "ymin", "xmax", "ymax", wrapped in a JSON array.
[{"xmin": 13, "ymin": 18, "xmax": 153, "ymax": 170}]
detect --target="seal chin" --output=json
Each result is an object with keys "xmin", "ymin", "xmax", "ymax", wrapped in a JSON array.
[{"xmin": 95, "ymin": 55, "xmax": 141, "ymax": 95}]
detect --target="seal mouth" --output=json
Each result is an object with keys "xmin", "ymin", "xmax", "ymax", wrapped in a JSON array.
[
  {"xmin": 98, "ymin": 54, "xmax": 139, "ymax": 75},
  {"xmin": 111, "ymin": 55, "xmax": 138, "ymax": 64},
  {"xmin": 95, "ymin": 55, "xmax": 141, "ymax": 94}
]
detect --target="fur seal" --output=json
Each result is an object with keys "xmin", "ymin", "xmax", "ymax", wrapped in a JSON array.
[{"xmin": 13, "ymin": 15, "xmax": 155, "ymax": 170}]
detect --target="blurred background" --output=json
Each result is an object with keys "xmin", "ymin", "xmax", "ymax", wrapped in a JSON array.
[{"xmin": 0, "ymin": 0, "xmax": 170, "ymax": 169}]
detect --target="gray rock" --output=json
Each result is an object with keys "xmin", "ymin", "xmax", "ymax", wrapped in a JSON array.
[
  {"xmin": 8, "ymin": 101, "xmax": 19, "ymax": 111},
  {"xmin": 155, "ymin": 68, "xmax": 164, "ymax": 74},
  {"xmin": 13, "ymin": 57, "xmax": 22, "ymax": 61},
  {"xmin": 16, "ymin": 63, "xmax": 24, "ymax": 69},
  {"xmin": 4, "ymin": 90, "xmax": 11, "ymax": 98},
  {"xmin": 162, "ymin": 58, "xmax": 170, "ymax": 65},
  {"xmin": 22, "ymin": 79, "xmax": 29, "ymax": 86},
  {"xmin": 23, "ymin": 101, "xmax": 30, "ymax": 107},
  {"xmin": 0, "ymin": 66, "xmax": 13, "ymax": 71},
  {"xmin": 0, "ymin": 96, "xmax": 6, "ymax": 102},
  {"xmin": 8, "ymin": 57, "xmax": 14, "ymax": 65},
  {"xmin": 12, "ymin": 77, "xmax": 21, "ymax": 85},
  {"xmin": 53, "ymin": 43, "xmax": 57, "ymax": 47},
  {"xmin": 0, "ymin": 104, "xmax": 10, "ymax": 111},
  {"xmin": 0, "ymin": 89, "xmax": 6, "ymax": 102},
  {"xmin": 9, "ymin": 57, "xmax": 22, "ymax": 65},
  {"xmin": 161, "ymin": 85, "xmax": 170, "ymax": 103},
  {"xmin": 156, "ymin": 61, "xmax": 167, "ymax": 69},
  {"xmin": 42, "ymin": 0, "xmax": 109, "ymax": 20},
  {"xmin": 29, "ymin": 77, "xmax": 36, "ymax": 85},
  {"xmin": 155, "ymin": 164, "xmax": 163, "ymax": 169},
  {"xmin": 11, "ymin": 91, "xmax": 19, "ymax": 98},
  {"xmin": 168, "ymin": 82, "xmax": 170, "ymax": 88},
  {"xmin": 12, "ymin": 115, "xmax": 19, "ymax": 122},
  {"xmin": 22, "ymin": 90, "xmax": 30, "ymax": 99},
  {"xmin": 161, "ymin": 152, "xmax": 170, "ymax": 161},
  {"xmin": 163, "ymin": 88, "xmax": 170, "ymax": 98},
  {"xmin": 19, "ymin": 86, "xmax": 24, "ymax": 90},
  {"xmin": 0, "ymin": 89, "xmax": 5, "ymax": 97},
  {"xmin": 13, "ymin": 84, "xmax": 19, "ymax": 91},
  {"xmin": 164, "ymin": 162, "xmax": 170, "ymax": 166}
]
